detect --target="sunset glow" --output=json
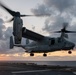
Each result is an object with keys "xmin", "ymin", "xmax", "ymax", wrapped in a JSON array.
[{"xmin": 0, "ymin": 49, "xmax": 76, "ymax": 61}]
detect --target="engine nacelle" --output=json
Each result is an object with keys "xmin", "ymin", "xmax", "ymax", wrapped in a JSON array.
[{"xmin": 13, "ymin": 17, "xmax": 23, "ymax": 44}]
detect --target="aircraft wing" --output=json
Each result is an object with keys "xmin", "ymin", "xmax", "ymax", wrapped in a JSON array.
[{"xmin": 22, "ymin": 28, "xmax": 44, "ymax": 41}]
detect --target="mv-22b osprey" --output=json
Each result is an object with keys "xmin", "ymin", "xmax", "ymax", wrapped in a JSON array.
[{"xmin": 0, "ymin": 2, "xmax": 76, "ymax": 57}]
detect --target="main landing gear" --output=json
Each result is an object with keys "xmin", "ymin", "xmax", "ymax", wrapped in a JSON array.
[
  {"xmin": 68, "ymin": 50, "xmax": 72, "ymax": 54},
  {"xmin": 30, "ymin": 53, "xmax": 34, "ymax": 56},
  {"xmin": 43, "ymin": 53, "xmax": 47, "ymax": 57},
  {"xmin": 30, "ymin": 53, "xmax": 47, "ymax": 57}
]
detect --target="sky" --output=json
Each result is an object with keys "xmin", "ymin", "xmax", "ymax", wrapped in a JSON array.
[{"xmin": 0, "ymin": 0, "xmax": 76, "ymax": 61}]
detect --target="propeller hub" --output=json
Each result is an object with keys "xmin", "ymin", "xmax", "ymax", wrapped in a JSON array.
[
  {"xmin": 15, "ymin": 12, "xmax": 20, "ymax": 17},
  {"xmin": 61, "ymin": 29, "xmax": 65, "ymax": 32}
]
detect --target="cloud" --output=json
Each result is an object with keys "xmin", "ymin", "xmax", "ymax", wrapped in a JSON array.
[
  {"xmin": 0, "ymin": 18, "xmax": 5, "ymax": 39},
  {"xmin": 44, "ymin": 0, "xmax": 76, "ymax": 12},
  {"xmin": 31, "ymin": 4, "xmax": 52, "ymax": 16},
  {"xmin": 0, "ymin": 18, "xmax": 12, "ymax": 53},
  {"xmin": 43, "ymin": 16, "xmax": 67, "ymax": 33},
  {"xmin": 4, "ymin": 27, "xmax": 12, "ymax": 40},
  {"xmin": 31, "ymin": 0, "xmax": 76, "ymax": 16},
  {"xmin": 0, "ymin": 18, "xmax": 9, "ymax": 53},
  {"xmin": 0, "ymin": 18, "xmax": 20, "ymax": 54},
  {"xmin": 0, "ymin": 18, "xmax": 26, "ymax": 54},
  {"xmin": 31, "ymin": 0, "xmax": 76, "ymax": 45}
]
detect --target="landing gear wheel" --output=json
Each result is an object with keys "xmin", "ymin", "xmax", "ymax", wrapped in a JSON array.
[
  {"xmin": 68, "ymin": 51, "xmax": 72, "ymax": 54},
  {"xmin": 30, "ymin": 53, "xmax": 34, "ymax": 56},
  {"xmin": 43, "ymin": 53, "xmax": 47, "ymax": 57}
]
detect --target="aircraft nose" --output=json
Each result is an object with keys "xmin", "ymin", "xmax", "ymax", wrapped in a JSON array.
[{"xmin": 71, "ymin": 43, "xmax": 75, "ymax": 49}]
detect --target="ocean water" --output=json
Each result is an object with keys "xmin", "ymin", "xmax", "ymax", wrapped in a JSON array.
[
  {"xmin": 5, "ymin": 61, "xmax": 76, "ymax": 67},
  {"xmin": 26, "ymin": 61, "xmax": 76, "ymax": 67}
]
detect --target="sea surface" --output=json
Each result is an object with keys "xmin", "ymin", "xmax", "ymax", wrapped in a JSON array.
[{"xmin": 2, "ymin": 61, "xmax": 76, "ymax": 67}]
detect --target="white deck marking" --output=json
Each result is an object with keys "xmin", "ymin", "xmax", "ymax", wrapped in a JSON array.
[
  {"xmin": 12, "ymin": 69, "xmax": 51, "ymax": 74},
  {"xmin": 73, "ymin": 72, "xmax": 76, "ymax": 74}
]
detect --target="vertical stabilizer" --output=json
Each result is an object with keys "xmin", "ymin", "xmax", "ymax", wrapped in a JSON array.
[{"xmin": 10, "ymin": 36, "xmax": 14, "ymax": 49}]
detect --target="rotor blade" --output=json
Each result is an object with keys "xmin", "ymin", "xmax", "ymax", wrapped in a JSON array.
[
  {"xmin": 20, "ymin": 15, "xmax": 35, "ymax": 17},
  {"xmin": 5, "ymin": 18, "xmax": 14, "ymax": 22},
  {"xmin": 64, "ymin": 30, "xmax": 76, "ymax": 33},
  {"xmin": 52, "ymin": 30, "xmax": 76, "ymax": 33},
  {"xmin": 34, "ymin": 14, "xmax": 51, "ymax": 17},
  {"xmin": 20, "ymin": 14, "xmax": 49, "ymax": 17},
  {"xmin": 51, "ymin": 31, "xmax": 62, "ymax": 33},
  {"xmin": 0, "ymin": 2, "xmax": 16, "ymax": 16}
]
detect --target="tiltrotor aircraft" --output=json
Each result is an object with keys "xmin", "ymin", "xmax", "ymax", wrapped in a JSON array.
[{"xmin": 0, "ymin": 2, "xmax": 76, "ymax": 57}]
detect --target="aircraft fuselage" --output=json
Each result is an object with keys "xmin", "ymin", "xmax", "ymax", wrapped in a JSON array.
[{"xmin": 24, "ymin": 38, "xmax": 75, "ymax": 53}]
